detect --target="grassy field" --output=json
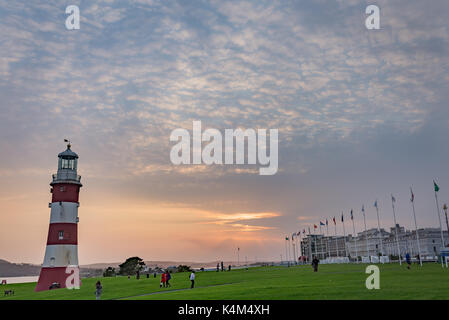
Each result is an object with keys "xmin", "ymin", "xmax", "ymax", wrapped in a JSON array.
[{"xmin": 1, "ymin": 263, "xmax": 448, "ymax": 300}]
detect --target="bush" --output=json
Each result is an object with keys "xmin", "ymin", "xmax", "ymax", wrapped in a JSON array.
[
  {"xmin": 177, "ymin": 265, "xmax": 192, "ymax": 273},
  {"xmin": 103, "ymin": 267, "xmax": 116, "ymax": 277}
]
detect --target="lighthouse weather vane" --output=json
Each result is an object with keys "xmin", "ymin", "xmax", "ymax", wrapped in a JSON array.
[{"xmin": 64, "ymin": 138, "xmax": 71, "ymax": 148}]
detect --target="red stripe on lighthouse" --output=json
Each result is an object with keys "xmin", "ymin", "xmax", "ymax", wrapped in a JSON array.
[
  {"xmin": 52, "ymin": 183, "xmax": 80, "ymax": 203},
  {"xmin": 35, "ymin": 267, "xmax": 81, "ymax": 292},
  {"xmin": 46, "ymin": 223, "xmax": 78, "ymax": 245}
]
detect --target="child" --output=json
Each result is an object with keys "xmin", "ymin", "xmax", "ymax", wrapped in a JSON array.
[
  {"xmin": 166, "ymin": 271, "xmax": 171, "ymax": 287},
  {"xmin": 160, "ymin": 272, "xmax": 166, "ymax": 288},
  {"xmin": 95, "ymin": 281, "xmax": 102, "ymax": 300}
]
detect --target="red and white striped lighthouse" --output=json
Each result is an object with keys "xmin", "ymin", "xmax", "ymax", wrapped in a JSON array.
[{"xmin": 35, "ymin": 142, "xmax": 82, "ymax": 292}]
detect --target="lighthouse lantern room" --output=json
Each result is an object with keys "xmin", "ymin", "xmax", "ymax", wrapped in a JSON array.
[{"xmin": 35, "ymin": 141, "xmax": 82, "ymax": 291}]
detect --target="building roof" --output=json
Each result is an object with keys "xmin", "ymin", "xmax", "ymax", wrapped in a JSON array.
[{"xmin": 58, "ymin": 145, "xmax": 78, "ymax": 159}]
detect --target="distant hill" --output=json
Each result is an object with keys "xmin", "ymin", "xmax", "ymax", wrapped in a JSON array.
[
  {"xmin": 82, "ymin": 260, "xmax": 240, "ymax": 270},
  {"xmin": 1, "ymin": 259, "xmax": 244, "ymax": 277},
  {"xmin": 0, "ymin": 259, "xmax": 102, "ymax": 278},
  {"xmin": 0, "ymin": 259, "xmax": 41, "ymax": 277}
]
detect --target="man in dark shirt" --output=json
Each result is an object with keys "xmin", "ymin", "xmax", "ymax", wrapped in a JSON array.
[{"xmin": 312, "ymin": 256, "xmax": 320, "ymax": 272}]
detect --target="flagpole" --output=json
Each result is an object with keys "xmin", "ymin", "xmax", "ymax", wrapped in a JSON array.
[
  {"xmin": 295, "ymin": 233, "xmax": 300, "ymax": 264},
  {"xmin": 362, "ymin": 206, "xmax": 370, "ymax": 262},
  {"xmin": 342, "ymin": 212, "xmax": 347, "ymax": 258},
  {"xmin": 285, "ymin": 237, "xmax": 288, "ymax": 266},
  {"xmin": 434, "ymin": 183, "xmax": 445, "ymax": 252},
  {"xmin": 319, "ymin": 224, "xmax": 322, "ymax": 260},
  {"xmin": 308, "ymin": 228, "xmax": 312, "ymax": 262},
  {"xmin": 326, "ymin": 222, "xmax": 330, "ymax": 258},
  {"xmin": 375, "ymin": 200, "xmax": 384, "ymax": 261},
  {"xmin": 334, "ymin": 220, "xmax": 339, "ymax": 258},
  {"xmin": 410, "ymin": 188, "xmax": 422, "ymax": 267},
  {"xmin": 287, "ymin": 237, "xmax": 291, "ymax": 266},
  {"xmin": 292, "ymin": 239, "xmax": 296, "ymax": 265},
  {"xmin": 351, "ymin": 211, "xmax": 358, "ymax": 263},
  {"xmin": 391, "ymin": 195, "xmax": 402, "ymax": 266}
]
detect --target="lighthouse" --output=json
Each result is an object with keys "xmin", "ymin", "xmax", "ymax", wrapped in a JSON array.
[{"xmin": 35, "ymin": 142, "xmax": 82, "ymax": 291}]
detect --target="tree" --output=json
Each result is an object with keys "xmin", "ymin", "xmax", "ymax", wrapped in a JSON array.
[
  {"xmin": 103, "ymin": 267, "xmax": 116, "ymax": 277},
  {"xmin": 119, "ymin": 257, "xmax": 146, "ymax": 275},
  {"xmin": 177, "ymin": 265, "xmax": 192, "ymax": 273}
]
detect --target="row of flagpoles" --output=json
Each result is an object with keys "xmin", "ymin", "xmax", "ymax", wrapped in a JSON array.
[{"xmin": 284, "ymin": 180, "xmax": 448, "ymax": 266}]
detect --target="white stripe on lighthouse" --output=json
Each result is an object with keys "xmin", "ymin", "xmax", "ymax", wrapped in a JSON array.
[
  {"xmin": 42, "ymin": 244, "xmax": 79, "ymax": 267},
  {"xmin": 49, "ymin": 202, "xmax": 79, "ymax": 224}
]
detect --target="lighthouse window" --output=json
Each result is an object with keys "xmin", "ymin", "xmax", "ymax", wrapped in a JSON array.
[
  {"xmin": 61, "ymin": 159, "xmax": 75, "ymax": 170},
  {"xmin": 58, "ymin": 231, "xmax": 64, "ymax": 240}
]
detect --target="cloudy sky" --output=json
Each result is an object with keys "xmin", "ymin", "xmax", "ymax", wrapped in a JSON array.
[{"xmin": 1, "ymin": 0, "xmax": 448, "ymax": 264}]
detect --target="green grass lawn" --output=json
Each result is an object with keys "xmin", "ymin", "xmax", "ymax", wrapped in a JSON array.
[{"xmin": 1, "ymin": 263, "xmax": 448, "ymax": 300}]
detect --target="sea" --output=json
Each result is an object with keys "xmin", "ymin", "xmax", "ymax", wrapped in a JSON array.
[{"xmin": 1, "ymin": 276, "xmax": 38, "ymax": 284}]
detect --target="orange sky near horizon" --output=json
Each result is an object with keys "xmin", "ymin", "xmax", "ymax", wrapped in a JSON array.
[{"xmin": 0, "ymin": 164, "xmax": 284, "ymax": 265}]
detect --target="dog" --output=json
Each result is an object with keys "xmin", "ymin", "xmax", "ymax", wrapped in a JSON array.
[{"xmin": 4, "ymin": 290, "xmax": 14, "ymax": 296}]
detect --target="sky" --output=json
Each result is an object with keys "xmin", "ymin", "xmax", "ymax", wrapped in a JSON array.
[{"xmin": 1, "ymin": 0, "xmax": 449, "ymax": 265}]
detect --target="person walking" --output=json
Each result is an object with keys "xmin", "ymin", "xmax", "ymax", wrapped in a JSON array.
[
  {"xmin": 312, "ymin": 256, "xmax": 320, "ymax": 272},
  {"xmin": 221, "ymin": 261, "xmax": 224, "ymax": 272},
  {"xmin": 95, "ymin": 281, "xmax": 102, "ymax": 300},
  {"xmin": 160, "ymin": 272, "xmax": 166, "ymax": 288},
  {"xmin": 216, "ymin": 263, "xmax": 219, "ymax": 272},
  {"xmin": 165, "ymin": 270, "xmax": 171, "ymax": 287},
  {"xmin": 190, "ymin": 271, "xmax": 195, "ymax": 288},
  {"xmin": 406, "ymin": 253, "xmax": 411, "ymax": 269}
]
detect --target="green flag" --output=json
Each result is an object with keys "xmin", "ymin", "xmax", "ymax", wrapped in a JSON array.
[
  {"xmin": 285, "ymin": 237, "xmax": 289, "ymax": 240},
  {"xmin": 434, "ymin": 181, "xmax": 440, "ymax": 192}
]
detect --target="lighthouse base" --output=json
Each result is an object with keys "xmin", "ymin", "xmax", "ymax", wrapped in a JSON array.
[{"xmin": 35, "ymin": 266, "xmax": 81, "ymax": 292}]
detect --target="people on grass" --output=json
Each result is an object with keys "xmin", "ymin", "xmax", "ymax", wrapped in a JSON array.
[
  {"xmin": 406, "ymin": 252, "xmax": 411, "ymax": 269},
  {"xmin": 95, "ymin": 281, "xmax": 102, "ymax": 300},
  {"xmin": 190, "ymin": 271, "xmax": 195, "ymax": 288},
  {"xmin": 312, "ymin": 256, "xmax": 320, "ymax": 272},
  {"xmin": 160, "ymin": 272, "xmax": 166, "ymax": 288},
  {"xmin": 165, "ymin": 270, "xmax": 171, "ymax": 287}
]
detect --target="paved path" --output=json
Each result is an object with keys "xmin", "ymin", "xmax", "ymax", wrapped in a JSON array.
[{"xmin": 116, "ymin": 282, "xmax": 237, "ymax": 300}]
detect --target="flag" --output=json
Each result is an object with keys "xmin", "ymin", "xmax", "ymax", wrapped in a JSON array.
[
  {"xmin": 303, "ymin": 229, "xmax": 306, "ymax": 234},
  {"xmin": 314, "ymin": 224, "xmax": 317, "ymax": 229},
  {"xmin": 410, "ymin": 188, "xmax": 414, "ymax": 202},
  {"xmin": 434, "ymin": 181, "xmax": 440, "ymax": 192},
  {"xmin": 333, "ymin": 216, "xmax": 336, "ymax": 225},
  {"xmin": 285, "ymin": 237, "xmax": 289, "ymax": 241},
  {"xmin": 341, "ymin": 213, "xmax": 344, "ymax": 222},
  {"xmin": 326, "ymin": 219, "xmax": 328, "ymax": 226},
  {"xmin": 350, "ymin": 209, "xmax": 353, "ymax": 220},
  {"xmin": 374, "ymin": 200, "xmax": 378, "ymax": 208},
  {"xmin": 296, "ymin": 231, "xmax": 300, "ymax": 236},
  {"xmin": 320, "ymin": 221, "xmax": 325, "ymax": 226},
  {"xmin": 391, "ymin": 194, "xmax": 396, "ymax": 203}
]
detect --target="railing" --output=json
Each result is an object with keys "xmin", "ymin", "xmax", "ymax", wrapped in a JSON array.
[{"xmin": 52, "ymin": 173, "xmax": 82, "ymax": 183}]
